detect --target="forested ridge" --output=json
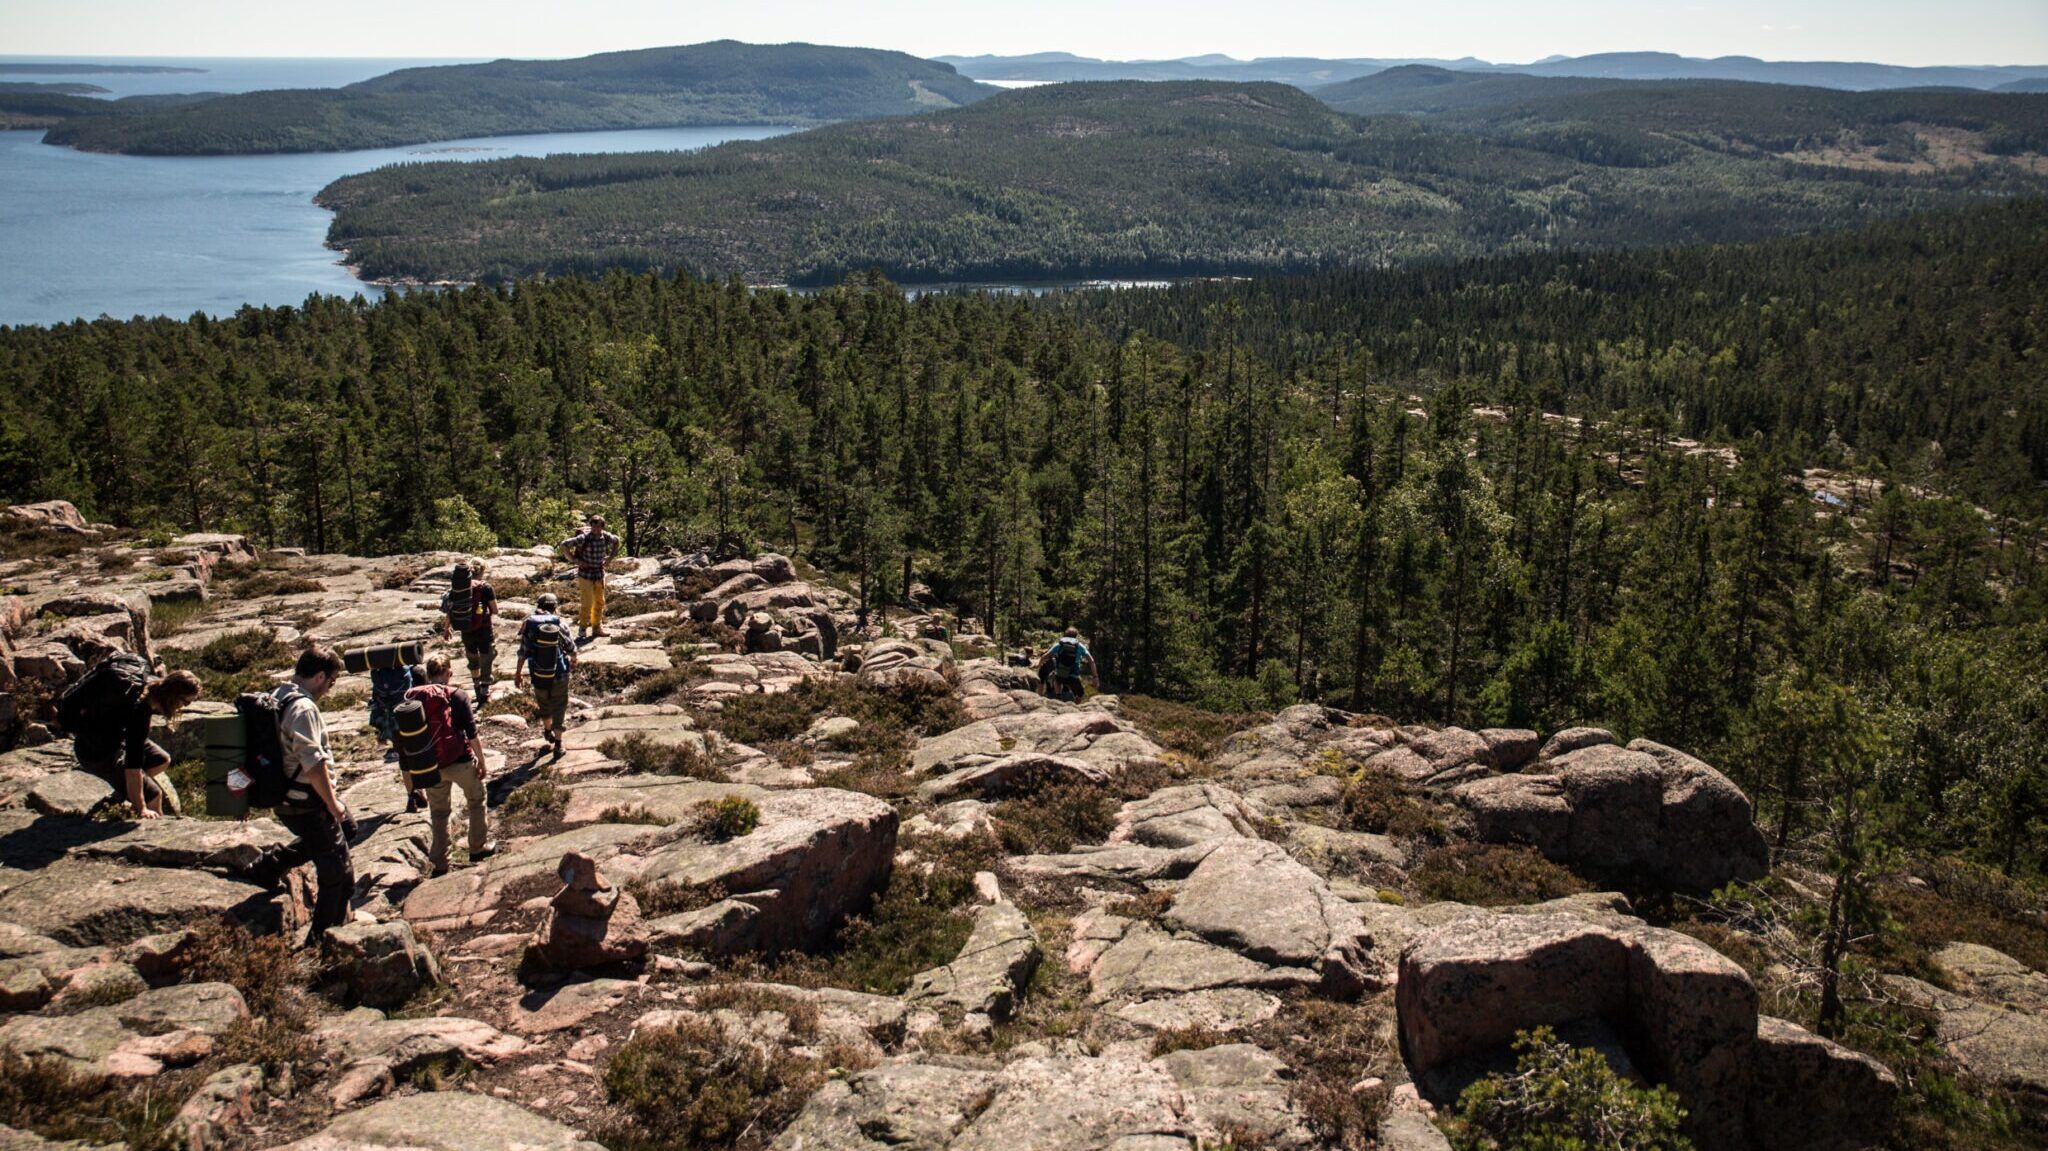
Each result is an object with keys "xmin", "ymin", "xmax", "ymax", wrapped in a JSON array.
[
  {"xmin": 312, "ymin": 78, "xmax": 2048, "ymax": 287},
  {"xmin": 24, "ymin": 41, "xmax": 996, "ymax": 155},
  {"xmin": 4, "ymin": 199, "xmax": 2048, "ymax": 873}
]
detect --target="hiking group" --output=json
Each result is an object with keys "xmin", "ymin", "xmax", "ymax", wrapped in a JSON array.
[{"xmin": 53, "ymin": 514, "xmax": 621, "ymax": 949}]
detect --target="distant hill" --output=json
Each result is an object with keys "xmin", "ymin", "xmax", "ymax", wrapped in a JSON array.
[
  {"xmin": 313, "ymin": 78, "xmax": 2048, "ymax": 288},
  {"xmin": 36, "ymin": 41, "xmax": 999, "ymax": 155},
  {"xmin": 0, "ymin": 81, "xmax": 109, "ymax": 95},
  {"xmin": 945, "ymin": 50, "xmax": 2048, "ymax": 92},
  {"xmin": 1312, "ymin": 66, "xmax": 1628, "ymax": 116},
  {"xmin": 1998, "ymin": 78, "xmax": 2048, "ymax": 94}
]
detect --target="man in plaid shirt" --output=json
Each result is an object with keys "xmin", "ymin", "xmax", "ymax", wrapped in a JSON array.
[{"xmin": 560, "ymin": 513, "xmax": 623, "ymax": 640}]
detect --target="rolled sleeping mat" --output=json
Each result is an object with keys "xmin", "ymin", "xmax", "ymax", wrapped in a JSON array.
[
  {"xmin": 391, "ymin": 698, "xmax": 443, "ymax": 790},
  {"xmin": 344, "ymin": 641, "xmax": 426, "ymax": 674}
]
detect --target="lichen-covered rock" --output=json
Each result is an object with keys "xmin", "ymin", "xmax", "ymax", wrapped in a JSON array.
[
  {"xmin": 0, "ymin": 981, "xmax": 247, "ymax": 1076},
  {"xmin": 1164, "ymin": 838, "xmax": 1390, "ymax": 996},
  {"xmin": 324, "ymin": 920, "xmax": 441, "ymax": 1009},
  {"xmin": 271, "ymin": 1092, "xmax": 604, "ymax": 1151},
  {"xmin": 171, "ymin": 1062, "xmax": 264, "ymax": 1151},
  {"xmin": 0, "ymin": 860, "xmax": 274, "ymax": 946},
  {"xmin": 906, "ymin": 900, "xmax": 1040, "ymax": 1019},
  {"xmin": 1747, "ymin": 1016, "xmax": 1899, "ymax": 1151}
]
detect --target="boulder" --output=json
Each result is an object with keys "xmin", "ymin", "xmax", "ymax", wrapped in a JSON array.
[
  {"xmin": 631, "ymin": 787, "xmax": 897, "ymax": 956},
  {"xmin": 1111, "ymin": 783, "xmax": 1268, "ymax": 848},
  {"xmin": 1451, "ymin": 741, "xmax": 1768, "ymax": 893},
  {"xmin": 4, "ymin": 501, "xmax": 88, "ymax": 534},
  {"xmin": 916, "ymin": 751, "xmax": 1110, "ymax": 803},
  {"xmin": 905, "ymin": 900, "xmax": 1041, "ymax": 1020},
  {"xmin": 1164, "ymin": 838, "xmax": 1388, "ymax": 996},
  {"xmin": 66, "ymin": 817, "xmax": 292, "ymax": 874},
  {"xmin": 25, "ymin": 771, "xmax": 115, "ymax": 817},
  {"xmin": 1539, "ymin": 726, "xmax": 1615, "ymax": 759},
  {"xmin": 271, "ymin": 1092, "xmax": 605, "ymax": 1151},
  {"xmin": 171, "ymin": 1062, "xmax": 264, "ymax": 1151},
  {"xmin": 1747, "ymin": 1016, "xmax": 1899, "ymax": 1151},
  {"xmin": 1479, "ymin": 728, "xmax": 1540, "ymax": 770},
  {"xmin": 324, "ymin": 920, "xmax": 441, "ymax": 1010},
  {"xmin": 0, "ymin": 860, "xmax": 274, "ymax": 946},
  {"xmin": 0, "ymin": 981, "xmax": 247, "ymax": 1077},
  {"xmin": 912, "ymin": 710, "xmax": 1163, "ymax": 779}
]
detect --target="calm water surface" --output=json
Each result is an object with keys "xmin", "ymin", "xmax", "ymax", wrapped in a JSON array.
[{"xmin": 0, "ymin": 124, "xmax": 794, "ymax": 327}]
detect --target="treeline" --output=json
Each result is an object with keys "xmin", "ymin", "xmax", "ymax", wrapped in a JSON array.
[
  {"xmin": 313, "ymin": 80, "xmax": 2048, "ymax": 287},
  {"xmin": 2, "ymin": 202, "xmax": 2047, "ymax": 871},
  {"xmin": 33, "ymin": 42, "xmax": 995, "ymax": 156}
]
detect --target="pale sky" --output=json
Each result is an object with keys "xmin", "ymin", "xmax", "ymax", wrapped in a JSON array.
[{"xmin": 4, "ymin": 0, "xmax": 2046, "ymax": 66}]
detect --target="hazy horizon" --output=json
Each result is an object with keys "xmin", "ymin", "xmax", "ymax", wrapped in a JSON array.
[{"xmin": 4, "ymin": 1, "xmax": 2046, "ymax": 69}]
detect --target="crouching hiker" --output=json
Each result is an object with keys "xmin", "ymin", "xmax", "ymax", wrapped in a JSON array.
[
  {"xmin": 1039, "ymin": 628, "xmax": 1098, "ymax": 703},
  {"xmin": 408, "ymin": 654, "xmax": 495, "ymax": 877},
  {"xmin": 440, "ymin": 559, "xmax": 498, "ymax": 705},
  {"xmin": 253, "ymin": 648, "xmax": 356, "ymax": 945},
  {"xmin": 59, "ymin": 653, "xmax": 202, "ymax": 820},
  {"xmin": 515, "ymin": 591, "xmax": 576, "ymax": 758}
]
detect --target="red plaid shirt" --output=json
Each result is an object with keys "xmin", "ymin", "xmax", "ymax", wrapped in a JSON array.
[{"xmin": 562, "ymin": 529, "xmax": 621, "ymax": 580}]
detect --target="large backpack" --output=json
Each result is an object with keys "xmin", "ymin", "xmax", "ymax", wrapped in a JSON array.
[
  {"xmin": 1053, "ymin": 637, "xmax": 1086, "ymax": 677},
  {"xmin": 405, "ymin": 682, "xmax": 470, "ymax": 767},
  {"xmin": 525, "ymin": 615, "xmax": 568, "ymax": 679},
  {"xmin": 390, "ymin": 697, "xmax": 444, "ymax": 790},
  {"xmin": 203, "ymin": 687, "xmax": 297, "ymax": 816},
  {"xmin": 56, "ymin": 652, "xmax": 149, "ymax": 735},
  {"xmin": 445, "ymin": 566, "xmax": 476, "ymax": 633}
]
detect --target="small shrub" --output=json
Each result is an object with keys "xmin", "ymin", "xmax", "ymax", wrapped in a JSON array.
[
  {"xmin": 630, "ymin": 879, "xmax": 728, "ymax": 918},
  {"xmin": 1151, "ymin": 1025, "xmax": 1231, "ymax": 1057},
  {"xmin": 698, "ymin": 795, "xmax": 760, "ymax": 841},
  {"xmin": 379, "ymin": 564, "xmax": 422, "ymax": 590},
  {"xmin": 602, "ymin": 732, "xmax": 727, "ymax": 781},
  {"xmin": 775, "ymin": 833, "xmax": 998, "ymax": 995},
  {"xmin": 600, "ymin": 1017, "xmax": 823, "ymax": 1150},
  {"xmin": 598, "ymin": 804, "xmax": 673, "ymax": 826},
  {"xmin": 177, "ymin": 918, "xmax": 307, "ymax": 1020},
  {"xmin": 165, "ymin": 627, "xmax": 289, "ymax": 698},
  {"xmin": 1414, "ymin": 844, "xmax": 1589, "ymax": 907},
  {"xmin": 689, "ymin": 984, "xmax": 822, "ymax": 1039},
  {"xmin": 0, "ymin": 1052, "xmax": 189, "ymax": 1148},
  {"xmin": 1246, "ymin": 997, "xmax": 1392, "ymax": 1151},
  {"xmin": 224, "ymin": 571, "xmax": 325, "ymax": 598},
  {"xmin": 1447, "ymin": 1027, "xmax": 1694, "ymax": 1151},
  {"xmin": 992, "ymin": 781, "xmax": 1117, "ymax": 854},
  {"xmin": 627, "ymin": 664, "xmax": 705, "ymax": 704},
  {"xmin": 1341, "ymin": 768, "xmax": 1443, "ymax": 839},
  {"xmin": 504, "ymin": 777, "xmax": 567, "ymax": 820},
  {"xmin": 1117, "ymin": 694, "xmax": 1263, "ymax": 759},
  {"xmin": 95, "ymin": 549, "xmax": 138, "ymax": 571},
  {"xmin": 481, "ymin": 691, "xmax": 538, "ymax": 721},
  {"xmin": 1106, "ymin": 890, "xmax": 1175, "ymax": 923},
  {"xmin": 146, "ymin": 597, "xmax": 207, "ymax": 638},
  {"xmin": 320, "ymin": 687, "xmax": 368, "ymax": 713}
]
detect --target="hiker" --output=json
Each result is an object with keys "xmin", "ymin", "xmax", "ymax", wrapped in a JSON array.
[
  {"xmin": 439, "ymin": 558, "xmax": 498, "ymax": 705},
  {"xmin": 366, "ymin": 644, "xmax": 414, "ymax": 759},
  {"xmin": 559, "ymin": 513, "xmax": 622, "ymax": 641},
  {"xmin": 408, "ymin": 653, "xmax": 495, "ymax": 877},
  {"xmin": 259, "ymin": 647, "xmax": 356, "ymax": 944},
  {"xmin": 515, "ymin": 591, "xmax": 576, "ymax": 757},
  {"xmin": 1040, "ymin": 628, "xmax": 1098, "ymax": 703},
  {"xmin": 61, "ymin": 653, "xmax": 202, "ymax": 820}
]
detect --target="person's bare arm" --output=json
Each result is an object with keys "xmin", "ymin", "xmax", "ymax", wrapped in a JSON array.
[
  {"xmin": 304, "ymin": 760, "xmax": 345, "ymax": 823},
  {"xmin": 125, "ymin": 768, "xmax": 158, "ymax": 819}
]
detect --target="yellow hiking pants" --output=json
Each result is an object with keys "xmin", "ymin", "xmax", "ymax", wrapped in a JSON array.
[{"xmin": 577, "ymin": 576, "xmax": 606, "ymax": 630}]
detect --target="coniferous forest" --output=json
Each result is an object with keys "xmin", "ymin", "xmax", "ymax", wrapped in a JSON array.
[{"xmin": 4, "ymin": 198, "xmax": 2048, "ymax": 877}]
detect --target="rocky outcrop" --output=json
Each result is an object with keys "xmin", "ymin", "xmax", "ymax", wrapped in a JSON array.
[
  {"xmin": 905, "ymin": 898, "xmax": 1041, "ymax": 1020},
  {"xmin": 1396, "ymin": 905, "xmax": 1892, "ymax": 1151},
  {"xmin": 323, "ymin": 920, "xmax": 441, "ymax": 1010},
  {"xmin": 1748, "ymin": 1016, "xmax": 1899, "ymax": 1151},
  {"xmin": 0, "ymin": 860, "xmax": 275, "ymax": 946},
  {"xmin": 1887, "ymin": 943, "xmax": 2048, "ymax": 1095},
  {"xmin": 1164, "ymin": 838, "xmax": 1389, "ymax": 996},
  {"xmin": 773, "ymin": 1043, "xmax": 1318, "ymax": 1151},
  {"xmin": 912, "ymin": 709, "xmax": 1165, "ymax": 781},
  {"xmin": 0, "ymin": 981, "xmax": 248, "ymax": 1077},
  {"xmin": 272, "ymin": 1092, "xmax": 605, "ymax": 1151},
  {"xmin": 1450, "ymin": 740, "xmax": 1769, "ymax": 892}
]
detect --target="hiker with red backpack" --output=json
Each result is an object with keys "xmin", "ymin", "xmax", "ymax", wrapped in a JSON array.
[
  {"xmin": 60, "ymin": 654, "xmax": 202, "ymax": 820},
  {"xmin": 439, "ymin": 558, "xmax": 498, "ymax": 705},
  {"xmin": 404, "ymin": 653, "xmax": 496, "ymax": 876}
]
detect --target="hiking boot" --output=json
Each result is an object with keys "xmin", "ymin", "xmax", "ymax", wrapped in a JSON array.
[
  {"xmin": 429, "ymin": 863, "xmax": 449, "ymax": 878},
  {"xmin": 469, "ymin": 842, "xmax": 498, "ymax": 862}
]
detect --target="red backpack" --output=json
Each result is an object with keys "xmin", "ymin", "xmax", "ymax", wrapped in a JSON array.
[{"xmin": 402, "ymin": 683, "xmax": 471, "ymax": 766}]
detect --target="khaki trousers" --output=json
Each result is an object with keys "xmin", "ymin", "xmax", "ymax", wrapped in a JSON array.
[{"xmin": 425, "ymin": 758, "xmax": 488, "ymax": 868}]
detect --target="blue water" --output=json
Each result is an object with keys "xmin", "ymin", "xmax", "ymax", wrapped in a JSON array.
[{"xmin": 0, "ymin": 124, "xmax": 796, "ymax": 327}]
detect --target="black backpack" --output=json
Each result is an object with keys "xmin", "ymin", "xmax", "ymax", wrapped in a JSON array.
[
  {"xmin": 1053, "ymin": 638, "xmax": 1086, "ymax": 677},
  {"xmin": 56, "ymin": 652, "xmax": 149, "ymax": 734},
  {"xmin": 525, "ymin": 615, "xmax": 567, "ymax": 679},
  {"xmin": 391, "ymin": 697, "xmax": 443, "ymax": 790},
  {"xmin": 445, "ymin": 567, "xmax": 476, "ymax": 632},
  {"xmin": 233, "ymin": 688, "xmax": 295, "ymax": 810}
]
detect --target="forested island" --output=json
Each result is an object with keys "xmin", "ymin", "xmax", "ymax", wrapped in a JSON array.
[
  {"xmin": 312, "ymin": 77, "xmax": 2048, "ymax": 286},
  {"xmin": 20, "ymin": 41, "xmax": 995, "ymax": 155}
]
